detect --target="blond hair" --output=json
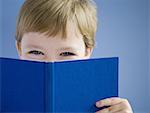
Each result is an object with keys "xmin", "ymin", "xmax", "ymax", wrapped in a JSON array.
[{"xmin": 16, "ymin": 0, "xmax": 97, "ymax": 48}]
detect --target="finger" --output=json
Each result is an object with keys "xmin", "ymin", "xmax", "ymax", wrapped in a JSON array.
[
  {"xmin": 96, "ymin": 97, "xmax": 127, "ymax": 108},
  {"xmin": 95, "ymin": 108, "xmax": 109, "ymax": 113},
  {"xmin": 113, "ymin": 110, "xmax": 132, "ymax": 113},
  {"xmin": 109, "ymin": 101, "xmax": 130, "ymax": 113},
  {"xmin": 95, "ymin": 102, "xmax": 127, "ymax": 113}
]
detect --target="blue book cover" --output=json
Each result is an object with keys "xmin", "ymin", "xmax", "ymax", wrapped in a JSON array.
[{"xmin": 0, "ymin": 57, "xmax": 118, "ymax": 113}]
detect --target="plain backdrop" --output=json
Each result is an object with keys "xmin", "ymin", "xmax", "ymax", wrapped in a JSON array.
[
  {"xmin": 0, "ymin": 0, "xmax": 150, "ymax": 113},
  {"xmin": 149, "ymin": 0, "xmax": 150, "ymax": 111}
]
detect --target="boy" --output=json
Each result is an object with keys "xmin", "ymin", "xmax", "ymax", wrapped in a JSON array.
[{"xmin": 15, "ymin": 0, "xmax": 133, "ymax": 113}]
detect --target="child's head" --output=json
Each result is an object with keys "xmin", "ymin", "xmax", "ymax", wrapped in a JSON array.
[{"xmin": 15, "ymin": 0, "xmax": 97, "ymax": 62}]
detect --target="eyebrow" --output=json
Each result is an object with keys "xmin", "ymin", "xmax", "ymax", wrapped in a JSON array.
[
  {"xmin": 25, "ymin": 45, "xmax": 44, "ymax": 50},
  {"xmin": 25, "ymin": 45, "xmax": 79, "ymax": 52},
  {"xmin": 57, "ymin": 47, "xmax": 78, "ymax": 51}
]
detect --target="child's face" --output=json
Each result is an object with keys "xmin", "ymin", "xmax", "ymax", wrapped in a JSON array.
[{"xmin": 16, "ymin": 24, "xmax": 93, "ymax": 62}]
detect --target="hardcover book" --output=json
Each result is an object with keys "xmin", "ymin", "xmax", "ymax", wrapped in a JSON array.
[{"xmin": 0, "ymin": 57, "xmax": 118, "ymax": 113}]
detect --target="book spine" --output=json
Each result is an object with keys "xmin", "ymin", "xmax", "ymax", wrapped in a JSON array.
[
  {"xmin": 45, "ymin": 63, "xmax": 54, "ymax": 113},
  {"xmin": 51, "ymin": 62, "xmax": 55, "ymax": 112}
]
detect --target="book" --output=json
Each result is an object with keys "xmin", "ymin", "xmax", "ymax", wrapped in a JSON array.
[{"xmin": 0, "ymin": 57, "xmax": 118, "ymax": 113}]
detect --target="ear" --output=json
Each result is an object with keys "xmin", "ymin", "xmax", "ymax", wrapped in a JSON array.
[
  {"xmin": 15, "ymin": 41, "xmax": 22, "ymax": 58},
  {"xmin": 84, "ymin": 47, "xmax": 93, "ymax": 59}
]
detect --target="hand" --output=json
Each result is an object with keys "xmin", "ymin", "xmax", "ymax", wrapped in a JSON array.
[{"xmin": 95, "ymin": 97, "xmax": 133, "ymax": 113}]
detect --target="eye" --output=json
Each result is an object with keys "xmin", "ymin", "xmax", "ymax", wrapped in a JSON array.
[
  {"xmin": 60, "ymin": 52, "xmax": 76, "ymax": 56},
  {"xmin": 28, "ymin": 50, "xmax": 44, "ymax": 55}
]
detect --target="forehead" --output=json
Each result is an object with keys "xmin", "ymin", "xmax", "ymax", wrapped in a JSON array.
[
  {"xmin": 21, "ymin": 31, "xmax": 85, "ymax": 51},
  {"xmin": 21, "ymin": 21, "xmax": 86, "ymax": 51}
]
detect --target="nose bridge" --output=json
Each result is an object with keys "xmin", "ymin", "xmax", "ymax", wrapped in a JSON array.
[
  {"xmin": 45, "ymin": 57, "xmax": 55, "ymax": 62},
  {"xmin": 44, "ymin": 50, "xmax": 56, "ymax": 62},
  {"xmin": 49, "ymin": 59, "xmax": 55, "ymax": 62}
]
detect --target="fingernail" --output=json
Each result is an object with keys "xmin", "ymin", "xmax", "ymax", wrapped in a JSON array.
[{"xmin": 96, "ymin": 101, "xmax": 101, "ymax": 107}]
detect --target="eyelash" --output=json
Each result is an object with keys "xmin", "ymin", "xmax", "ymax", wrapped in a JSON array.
[
  {"xmin": 28, "ymin": 50, "xmax": 44, "ymax": 55},
  {"xmin": 28, "ymin": 50, "xmax": 76, "ymax": 56},
  {"xmin": 59, "ymin": 52, "xmax": 76, "ymax": 56}
]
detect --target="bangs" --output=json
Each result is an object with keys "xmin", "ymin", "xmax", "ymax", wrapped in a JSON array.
[{"xmin": 16, "ymin": 0, "xmax": 97, "ymax": 48}]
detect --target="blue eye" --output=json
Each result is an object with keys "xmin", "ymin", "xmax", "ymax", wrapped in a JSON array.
[
  {"xmin": 60, "ymin": 52, "xmax": 76, "ymax": 56},
  {"xmin": 28, "ymin": 50, "xmax": 44, "ymax": 55}
]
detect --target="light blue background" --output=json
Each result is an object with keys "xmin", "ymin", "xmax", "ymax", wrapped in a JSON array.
[
  {"xmin": 0, "ymin": 0, "xmax": 2, "ymax": 56},
  {"xmin": 148, "ymin": 0, "xmax": 150, "ymax": 111},
  {"xmin": 0, "ymin": 0, "xmax": 150, "ymax": 113}
]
